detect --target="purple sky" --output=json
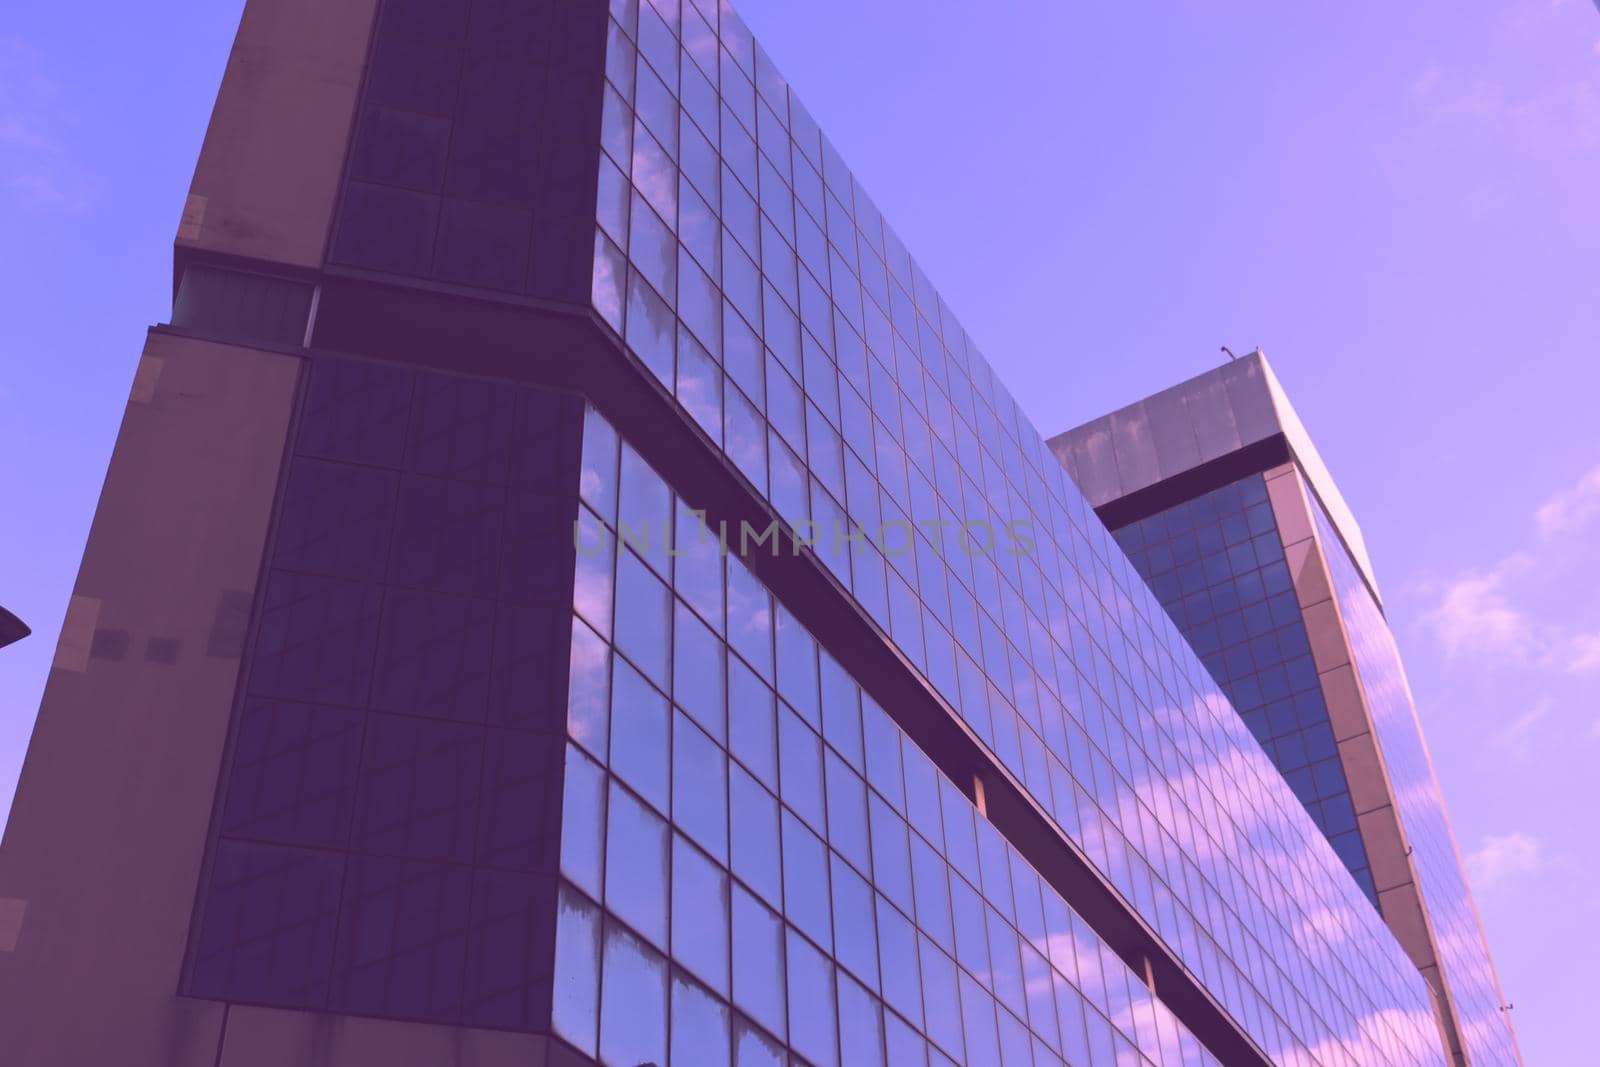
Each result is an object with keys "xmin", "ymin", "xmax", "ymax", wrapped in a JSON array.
[{"xmin": 2, "ymin": 1, "xmax": 1596, "ymax": 1060}]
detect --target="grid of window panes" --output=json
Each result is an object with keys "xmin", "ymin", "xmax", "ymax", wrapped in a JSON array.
[
  {"xmin": 553, "ymin": 408, "xmax": 1220, "ymax": 1066},
  {"xmin": 328, "ymin": 0, "xmax": 602, "ymax": 301},
  {"xmin": 1112, "ymin": 476, "xmax": 1378, "ymax": 907},
  {"xmin": 1311, "ymin": 502, "xmax": 1520, "ymax": 1065},
  {"xmin": 186, "ymin": 357, "xmax": 579, "ymax": 1026},
  {"xmin": 590, "ymin": 6, "xmax": 1441, "ymax": 1067},
  {"xmin": 589, "ymin": 2, "xmax": 1443, "ymax": 1064}
]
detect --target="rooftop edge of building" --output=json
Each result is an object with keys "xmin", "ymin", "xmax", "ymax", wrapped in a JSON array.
[{"xmin": 1047, "ymin": 350, "xmax": 1384, "ymax": 606}]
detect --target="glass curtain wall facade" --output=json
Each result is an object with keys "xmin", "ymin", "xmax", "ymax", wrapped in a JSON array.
[
  {"xmin": 0, "ymin": 0, "xmax": 1481, "ymax": 1065},
  {"xmin": 552, "ymin": 409, "xmax": 1222, "ymax": 1067},
  {"xmin": 1310, "ymin": 503, "xmax": 1519, "ymax": 1065},
  {"xmin": 1046, "ymin": 356, "xmax": 1521, "ymax": 1065},
  {"xmin": 584, "ymin": 2, "xmax": 1440, "ymax": 1064},
  {"xmin": 1111, "ymin": 476, "xmax": 1378, "ymax": 905}
]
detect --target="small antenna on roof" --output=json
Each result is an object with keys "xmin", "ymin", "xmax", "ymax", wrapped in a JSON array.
[{"xmin": 1221, "ymin": 346, "xmax": 1238, "ymax": 362}]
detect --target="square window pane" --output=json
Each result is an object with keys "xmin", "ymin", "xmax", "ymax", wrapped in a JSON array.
[
  {"xmin": 778, "ymin": 704, "xmax": 825, "ymax": 832},
  {"xmin": 730, "ymin": 763, "xmax": 783, "ymax": 907},
  {"xmin": 673, "ymin": 499, "xmax": 724, "ymax": 632},
  {"xmin": 611, "ymin": 657, "xmax": 669, "ymax": 811},
  {"xmin": 820, "ymin": 652, "xmax": 863, "ymax": 768},
  {"xmin": 910, "ymin": 835, "xmax": 954, "ymax": 952},
  {"xmin": 672, "ymin": 833, "xmax": 730, "ymax": 995},
  {"xmin": 949, "ymin": 874, "xmax": 991, "ymax": 979},
  {"xmin": 673, "ymin": 600, "xmax": 726, "ymax": 742},
  {"xmin": 830, "ymin": 852, "xmax": 879, "ymax": 990},
  {"xmin": 727, "ymin": 556, "xmax": 773, "ymax": 677},
  {"xmin": 606, "ymin": 781, "xmax": 669, "ymax": 947},
  {"xmin": 628, "ymin": 194, "xmax": 677, "ymax": 302},
  {"xmin": 957, "ymin": 970, "xmax": 998, "ymax": 1066},
  {"xmin": 729, "ymin": 656, "xmax": 778, "ymax": 787},
  {"xmin": 885, "ymin": 1009, "xmax": 928, "ymax": 1067},
  {"xmin": 573, "ymin": 508, "xmax": 615, "ymax": 639},
  {"xmin": 732, "ymin": 886, "xmax": 787, "ymax": 1040},
  {"xmin": 560, "ymin": 744, "xmax": 607, "ymax": 898},
  {"xmin": 552, "ymin": 887, "xmax": 601, "ymax": 1055},
  {"xmin": 672, "ymin": 971, "xmax": 732, "ymax": 1066},
  {"xmin": 780, "ymin": 809, "xmax": 831, "ymax": 950},
  {"xmin": 568, "ymin": 618, "xmax": 611, "ymax": 756},
  {"xmin": 600, "ymin": 923, "xmax": 668, "ymax": 1067},
  {"xmin": 824, "ymin": 750, "xmax": 871, "ymax": 875},
  {"xmin": 919, "ymin": 937, "xmax": 965, "ymax": 1060},
  {"xmin": 632, "ymin": 119, "xmax": 676, "ymax": 222},
  {"xmin": 619, "ymin": 442, "xmax": 672, "ymax": 570},
  {"xmin": 838, "ymin": 971, "xmax": 886, "ymax": 1067},
  {"xmin": 902, "ymin": 745, "xmax": 943, "ymax": 848},
  {"xmin": 580, "ymin": 407, "xmax": 620, "ymax": 521},
  {"xmin": 786, "ymin": 930, "xmax": 838, "ymax": 1067},
  {"xmin": 774, "ymin": 604, "xmax": 819, "ymax": 727},
  {"xmin": 862, "ymin": 698, "xmax": 905, "ymax": 812},
  {"xmin": 677, "ymin": 327, "xmax": 724, "ymax": 443},
  {"xmin": 735, "ymin": 1015, "xmax": 786, "ymax": 1067},
  {"xmin": 673, "ymin": 710, "xmax": 728, "ymax": 862},
  {"xmin": 875, "ymin": 895, "xmax": 922, "ymax": 1027},
  {"xmin": 868, "ymin": 795, "xmax": 913, "ymax": 913},
  {"xmin": 615, "ymin": 548, "xmax": 671, "ymax": 687},
  {"xmin": 725, "ymin": 382, "xmax": 768, "ymax": 493}
]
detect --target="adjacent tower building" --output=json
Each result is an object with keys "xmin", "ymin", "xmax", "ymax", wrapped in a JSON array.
[
  {"xmin": 1050, "ymin": 352, "xmax": 1519, "ymax": 1065},
  {"xmin": 0, "ymin": 1, "xmax": 1512, "ymax": 1065}
]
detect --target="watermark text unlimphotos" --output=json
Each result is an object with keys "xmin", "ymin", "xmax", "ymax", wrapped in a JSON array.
[{"xmin": 576, "ymin": 512, "xmax": 1035, "ymax": 560}]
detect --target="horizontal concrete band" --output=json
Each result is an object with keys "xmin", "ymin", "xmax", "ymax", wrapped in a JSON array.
[{"xmin": 1092, "ymin": 435, "xmax": 1294, "ymax": 533}]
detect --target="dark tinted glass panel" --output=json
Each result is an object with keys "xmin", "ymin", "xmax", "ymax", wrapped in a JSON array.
[
  {"xmin": 172, "ymin": 266, "xmax": 314, "ymax": 348},
  {"xmin": 330, "ymin": 0, "xmax": 607, "ymax": 304},
  {"xmin": 190, "ymin": 360, "xmax": 582, "ymax": 1033},
  {"xmin": 188, "ymin": 840, "xmax": 342, "ymax": 1008}
]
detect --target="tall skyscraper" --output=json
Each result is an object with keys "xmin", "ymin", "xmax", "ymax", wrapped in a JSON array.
[
  {"xmin": 1050, "ymin": 353, "xmax": 1519, "ymax": 1065},
  {"xmin": 0, "ymin": 2, "xmax": 1510, "ymax": 1065}
]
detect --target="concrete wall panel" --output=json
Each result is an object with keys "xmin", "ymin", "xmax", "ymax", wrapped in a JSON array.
[
  {"xmin": 1320, "ymin": 664, "xmax": 1372, "ymax": 743},
  {"xmin": 1144, "ymin": 388, "xmax": 1201, "ymax": 477},
  {"xmin": 1339, "ymin": 733, "xmax": 1391, "ymax": 817},
  {"xmin": 0, "ymin": 332, "xmax": 301, "ymax": 1067},
  {"xmin": 217, "ymin": 1006, "xmax": 556, "ymax": 1067},
  {"xmin": 1109, "ymin": 405, "xmax": 1161, "ymax": 494},
  {"xmin": 1359, "ymin": 804, "xmax": 1415, "ymax": 895},
  {"xmin": 178, "ymin": 0, "xmax": 378, "ymax": 267},
  {"xmin": 1303, "ymin": 599, "xmax": 1352, "ymax": 674}
]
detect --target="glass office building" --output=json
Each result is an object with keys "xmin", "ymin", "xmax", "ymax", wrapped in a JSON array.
[
  {"xmin": 1110, "ymin": 475, "xmax": 1380, "ymax": 906},
  {"xmin": 0, "ymin": 2, "xmax": 1505, "ymax": 1066},
  {"xmin": 1052, "ymin": 355, "xmax": 1520, "ymax": 1065}
]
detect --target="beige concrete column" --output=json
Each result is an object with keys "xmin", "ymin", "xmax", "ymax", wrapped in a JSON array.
[{"xmin": 0, "ymin": 333, "xmax": 302, "ymax": 1067}]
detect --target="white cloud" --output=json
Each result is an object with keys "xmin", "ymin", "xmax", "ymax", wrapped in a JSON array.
[
  {"xmin": 8, "ymin": 172, "xmax": 82, "ymax": 211},
  {"xmin": 1570, "ymin": 633, "xmax": 1600, "ymax": 673},
  {"xmin": 1465, "ymin": 832, "xmax": 1542, "ymax": 894},
  {"xmin": 1535, "ymin": 464, "xmax": 1600, "ymax": 536},
  {"xmin": 0, "ymin": 114, "xmax": 49, "ymax": 149},
  {"xmin": 1410, "ymin": 66, "xmax": 1442, "ymax": 98},
  {"xmin": 1493, "ymin": 700, "xmax": 1549, "ymax": 761},
  {"xmin": 1425, "ymin": 464, "xmax": 1600, "ymax": 671},
  {"xmin": 1424, "ymin": 555, "xmax": 1534, "ymax": 661},
  {"xmin": 1412, "ymin": 56, "xmax": 1600, "ymax": 187},
  {"xmin": 0, "ymin": 35, "xmax": 96, "ymax": 213},
  {"xmin": 1428, "ymin": 569, "xmax": 1600, "ymax": 675}
]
